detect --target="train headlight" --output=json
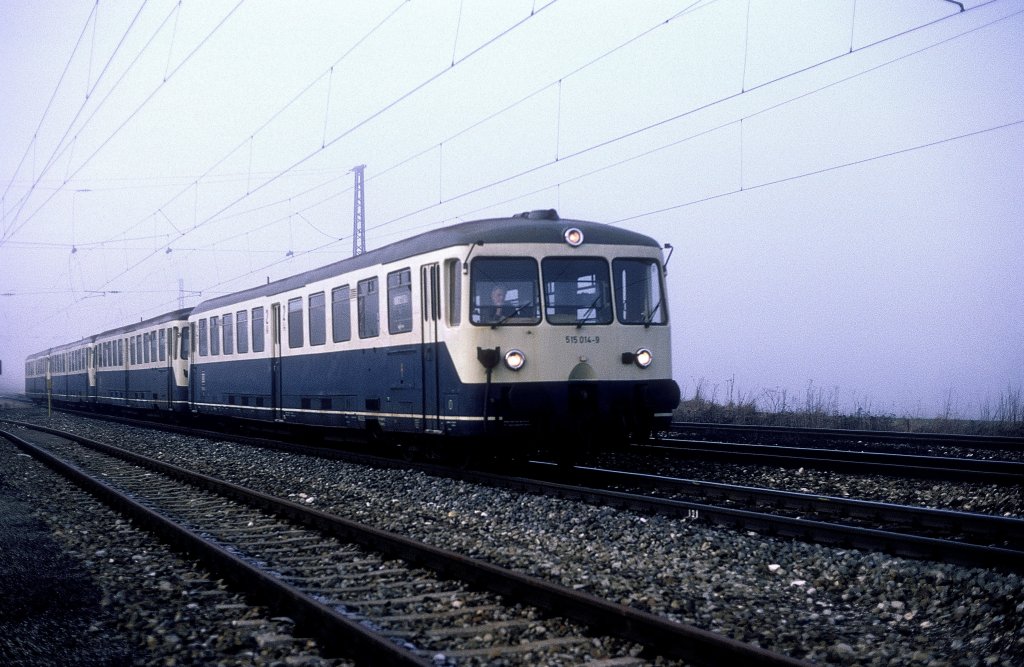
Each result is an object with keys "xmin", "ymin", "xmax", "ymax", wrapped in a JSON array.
[
  {"xmin": 633, "ymin": 348, "xmax": 653, "ymax": 369},
  {"xmin": 504, "ymin": 349, "xmax": 526, "ymax": 371},
  {"xmin": 563, "ymin": 227, "xmax": 584, "ymax": 247}
]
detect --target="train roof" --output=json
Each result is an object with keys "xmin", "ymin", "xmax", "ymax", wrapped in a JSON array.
[
  {"xmin": 192, "ymin": 211, "xmax": 662, "ymax": 315},
  {"xmin": 28, "ymin": 307, "xmax": 193, "ymax": 358},
  {"xmin": 93, "ymin": 307, "xmax": 193, "ymax": 340}
]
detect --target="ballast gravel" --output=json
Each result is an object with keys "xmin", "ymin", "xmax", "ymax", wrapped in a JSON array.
[{"xmin": 3, "ymin": 409, "xmax": 1023, "ymax": 666}]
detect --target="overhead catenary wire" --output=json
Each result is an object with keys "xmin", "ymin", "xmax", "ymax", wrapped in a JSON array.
[
  {"xmin": 0, "ymin": 0, "xmax": 246, "ymax": 247},
  {"xmin": 102, "ymin": 0, "xmax": 1019, "ymax": 312},
  {"xmin": 9, "ymin": 0, "xmax": 1015, "ymax": 336}
]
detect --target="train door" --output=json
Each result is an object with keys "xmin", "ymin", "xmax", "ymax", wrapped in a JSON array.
[
  {"xmin": 420, "ymin": 263, "xmax": 442, "ymax": 433},
  {"xmin": 270, "ymin": 302, "xmax": 283, "ymax": 421},
  {"xmin": 87, "ymin": 346, "xmax": 97, "ymax": 401}
]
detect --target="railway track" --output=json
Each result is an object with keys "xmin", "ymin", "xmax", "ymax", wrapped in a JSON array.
[
  {"xmin": 670, "ymin": 422, "xmax": 1024, "ymax": 452},
  {"xmin": 643, "ymin": 437, "xmax": 1024, "ymax": 484},
  {"xmin": 0, "ymin": 421, "xmax": 808, "ymax": 667},
  {"xmin": 531, "ymin": 465, "xmax": 1024, "ymax": 566},
  {"xmin": 8, "ymin": 413, "xmax": 1019, "ymax": 571}
]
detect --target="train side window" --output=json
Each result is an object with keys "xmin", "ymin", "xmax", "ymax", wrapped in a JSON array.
[
  {"xmin": 309, "ymin": 292, "xmax": 326, "ymax": 346},
  {"xmin": 387, "ymin": 269, "xmax": 412, "ymax": 335},
  {"xmin": 150, "ymin": 331, "xmax": 159, "ymax": 361},
  {"xmin": 159, "ymin": 329, "xmax": 167, "ymax": 361},
  {"xmin": 252, "ymin": 307, "xmax": 265, "ymax": 352},
  {"xmin": 222, "ymin": 313, "xmax": 233, "ymax": 355},
  {"xmin": 198, "ymin": 320, "xmax": 208, "ymax": 356},
  {"xmin": 446, "ymin": 259, "xmax": 461, "ymax": 326},
  {"xmin": 288, "ymin": 297, "xmax": 304, "ymax": 348},
  {"xmin": 470, "ymin": 257, "xmax": 541, "ymax": 325},
  {"xmin": 331, "ymin": 285, "xmax": 351, "ymax": 342},
  {"xmin": 210, "ymin": 317, "xmax": 221, "ymax": 355},
  {"xmin": 181, "ymin": 325, "xmax": 190, "ymax": 360},
  {"xmin": 611, "ymin": 258, "xmax": 666, "ymax": 325},
  {"xmin": 143, "ymin": 334, "xmax": 150, "ymax": 363},
  {"xmin": 357, "ymin": 277, "xmax": 379, "ymax": 339},
  {"xmin": 118, "ymin": 339, "xmax": 124, "ymax": 366},
  {"xmin": 236, "ymin": 311, "xmax": 248, "ymax": 354}
]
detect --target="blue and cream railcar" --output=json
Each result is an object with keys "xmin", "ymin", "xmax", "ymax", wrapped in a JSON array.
[
  {"xmin": 91, "ymin": 308, "xmax": 192, "ymax": 411},
  {"xmin": 25, "ymin": 339, "xmax": 94, "ymax": 406},
  {"xmin": 187, "ymin": 210, "xmax": 679, "ymax": 445},
  {"xmin": 25, "ymin": 350, "xmax": 50, "ymax": 403}
]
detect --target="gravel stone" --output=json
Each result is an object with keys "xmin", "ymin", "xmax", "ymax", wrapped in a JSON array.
[{"xmin": 3, "ymin": 408, "xmax": 1023, "ymax": 665}]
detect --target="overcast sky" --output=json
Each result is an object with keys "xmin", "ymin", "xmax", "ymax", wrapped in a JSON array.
[{"xmin": 1, "ymin": 0, "xmax": 1021, "ymax": 418}]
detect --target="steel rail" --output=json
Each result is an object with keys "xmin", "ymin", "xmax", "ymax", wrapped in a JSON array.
[
  {"xmin": 0, "ymin": 421, "xmax": 810, "ymax": 667},
  {"xmin": 671, "ymin": 421, "xmax": 1024, "ymax": 451},
  {"xmin": 641, "ymin": 438, "xmax": 1024, "ymax": 485},
  {"xmin": 553, "ymin": 466, "xmax": 1024, "ymax": 547},
  {"xmin": 0, "ymin": 427, "xmax": 429, "ymax": 667}
]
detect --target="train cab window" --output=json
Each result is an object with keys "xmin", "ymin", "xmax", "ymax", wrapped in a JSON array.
[
  {"xmin": 357, "ymin": 277, "xmax": 379, "ymax": 339},
  {"xmin": 309, "ymin": 292, "xmax": 326, "ymax": 346},
  {"xmin": 252, "ymin": 307, "xmax": 265, "ymax": 352},
  {"xmin": 222, "ymin": 313, "xmax": 233, "ymax": 355},
  {"xmin": 387, "ymin": 269, "xmax": 412, "ymax": 334},
  {"xmin": 159, "ymin": 329, "xmax": 167, "ymax": 361},
  {"xmin": 542, "ymin": 257, "xmax": 612, "ymax": 326},
  {"xmin": 470, "ymin": 258, "xmax": 541, "ymax": 326},
  {"xmin": 236, "ymin": 311, "xmax": 248, "ymax": 354},
  {"xmin": 612, "ymin": 258, "xmax": 666, "ymax": 325},
  {"xmin": 332, "ymin": 285, "xmax": 351, "ymax": 342},
  {"xmin": 446, "ymin": 259, "xmax": 461, "ymax": 326},
  {"xmin": 288, "ymin": 298, "xmax": 304, "ymax": 348}
]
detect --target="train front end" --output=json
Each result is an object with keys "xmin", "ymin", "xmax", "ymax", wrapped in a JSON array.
[{"xmin": 449, "ymin": 212, "xmax": 679, "ymax": 451}]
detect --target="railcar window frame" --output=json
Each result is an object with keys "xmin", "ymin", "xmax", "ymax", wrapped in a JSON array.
[
  {"xmin": 210, "ymin": 317, "xmax": 221, "ymax": 356},
  {"xmin": 387, "ymin": 268, "xmax": 413, "ymax": 335},
  {"xmin": 331, "ymin": 285, "xmax": 351, "ymax": 343},
  {"xmin": 469, "ymin": 257, "xmax": 541, "ymax": 326},
  {"xmin": 541, "ymin": 256, "xmax": 614, "ymax": 326},
  {"xmin": 446, "ymin": 259, "xmax": 461, "ymax": 327},
  {"xmin": 222, "ymin": 313, "xmax": 234, "ymax": 355},
  {"xmin": 252, "ymin": 306, "xmax": 265, "ymax": 353},
  {"xmin": 236, "ymin": 310, "xmax": 248, "ymax": 354},
  {"xmin": 357, "ymin": 277, "xmax": 379, "ymax": 339},
  {"xmin": 611, "ymin": 258, "xmax": 668, "ymax": 326},
  {"xmin": 309, "ymin": 291, "xmax": 326, "ymax": 346},
  {"xmin": 181, "ymin": 324, "xmax": 190, "ymax": 360},
  {"xmin": 287, "ymin": 297, "xmax": 304, "ymax": 349}
]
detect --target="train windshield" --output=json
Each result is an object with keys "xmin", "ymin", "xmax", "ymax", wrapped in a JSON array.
[
  {"xmin": 541, "ymin": 257, "xmax": 613, "ymax": 325},
  {"xmin": 470, "ymin": 257, "xmax": 541, "ymax": 325},
  {"xmin": 612, "ymin": 258, "xmax": 666, "ymax": 325}
]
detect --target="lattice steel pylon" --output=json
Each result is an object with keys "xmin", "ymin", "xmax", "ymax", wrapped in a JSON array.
[{"xmin": 351, "ymin": 164, "xmax": 366, "ymax": 256}]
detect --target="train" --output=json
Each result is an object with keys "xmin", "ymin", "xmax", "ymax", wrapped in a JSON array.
[{"xmin": 25, "ymin": 210, "xmax": 680, "ymax": 454}]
